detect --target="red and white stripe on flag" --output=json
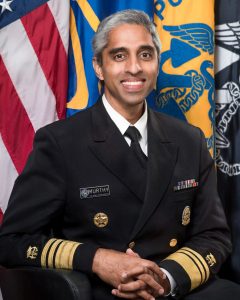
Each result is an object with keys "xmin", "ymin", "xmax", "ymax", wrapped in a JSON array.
[{"xmin": 0, "ymin": 0, "xmax": 69, "ymax": 223}]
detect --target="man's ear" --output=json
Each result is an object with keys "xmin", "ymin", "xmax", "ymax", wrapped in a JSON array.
[{"xmin": 92, "ymin": 57, "xmax": 104, "ymax": 81}]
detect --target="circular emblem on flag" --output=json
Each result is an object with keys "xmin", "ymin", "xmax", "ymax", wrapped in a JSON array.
[{"xmin": 182, "ymin": 206, "xmax": 191, "ymax": 226}]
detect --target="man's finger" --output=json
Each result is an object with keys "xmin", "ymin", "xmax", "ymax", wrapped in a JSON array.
[
  {"xmin": 112, "ymin": 289, "xmax": 139, "ymax": 299},
  {"xmin": 144, "ymin": 262, "xmax": 166, "ymax": 280},
  {"xmin": 112, "ymin": 288, "xmax": 155, "ymax": 300},
  {"xmin": 137, "ymin": 274, "xmax": 164, "ymax": 296},
  {"xmin": 118, "ymin": 279, "xmax": 146, "ymax": 292},
  {"xmin": 119, "ymin": 274, "xmax": 164, "ymax": 297},
  {"xmin": 120, "ymin": 266, "xmax": 149, "ymax": 283},
  {"xmin": 121, "ymin": 263, "xmax": 165, "ymax": 282},
  {"xmin": 137, "ymin": 289, "xmax": 157, "ymax": 300},
  {"xmin": 126, "ymin": 248, "xmax": 140, "ymax": 257}
]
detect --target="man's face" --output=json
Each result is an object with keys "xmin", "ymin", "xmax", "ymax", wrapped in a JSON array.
[{"xmin": 93, "ymin": 24, "xmax": 159, "ymax": 111}]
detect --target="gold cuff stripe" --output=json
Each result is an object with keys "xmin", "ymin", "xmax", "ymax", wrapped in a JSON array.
[
  {"xmin": 179, "ymin": 250, "xmax": 204, "ymax": 285},
  {"xmin": 181, "ymin": 247, "xmax": 209, "ymax": 283},
  {"xmin": 47, "ymin": 239, "xmax": 64, "ymax": 268},
  {"xmin": 55, "ymin": 240, "xmax": 81, "ymax": 269},
  {"xmin": 55, "ymin": 240, "xmax": 68, "ymax": 269},
  {"xmin": 165, "ymin": 247, "xmax": 210, "ymax": 290},
  {"xmin": 178, "ymin": 251, "xmax": 204, "ymax": 285},
  {"xmin": 41, "ymin": 238, "xmax": 57, "ymax": 268},
  {"xmin": 41, "ymin": 239, "xmax": 81, "ymax": 270},
  {"xmin": 166, "ymin": 251, "xmax": 202, "ymax": 290}
]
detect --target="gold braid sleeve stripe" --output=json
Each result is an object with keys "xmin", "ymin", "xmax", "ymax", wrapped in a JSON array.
[
  {"xmin": 47, "ymin": 239, "xmax": 64, "ymax": 268},
  {"xmin": 41, "ymin": 238, "xmax": 57, "ymax": 268},
  {"xmin": 164, "ymin": 247, "xmax": 210, "ymax": 290},
  {"xmin": 41, "ymin": 239, "xmax": 81, "ymax": 270},
  {"xmin": 181, "ymin": 247, "xmax": 210, "ymax": 283},
  {"xmin": 55, "ymin": 240, "xmax": 81, "ymax": 269}
]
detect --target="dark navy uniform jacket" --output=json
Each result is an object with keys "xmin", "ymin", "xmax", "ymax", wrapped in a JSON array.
[{"xmin": 0, "ymin": 99, "xmax": 231, "ymax": 299}]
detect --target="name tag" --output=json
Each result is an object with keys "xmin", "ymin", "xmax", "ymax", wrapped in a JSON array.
[{"xmin": 80, "ymin": 185, "xmax": 110, "ymax": 199}]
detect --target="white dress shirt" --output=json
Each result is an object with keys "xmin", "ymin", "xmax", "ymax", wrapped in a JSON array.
[{"xmin": 102, "ymin": 95, "xmax": 148, "ymax": 156}]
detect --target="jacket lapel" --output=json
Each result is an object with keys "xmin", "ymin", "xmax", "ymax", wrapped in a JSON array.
[
  {"xmin": 129, "ymin": 110, "xmax": 179, "ymax": 240},
  {"xmin": 89, "ymin": 100, "xmax": 146, "ymax": 201}
]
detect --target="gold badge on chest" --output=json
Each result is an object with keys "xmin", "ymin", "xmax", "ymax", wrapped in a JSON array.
[
  {"xmin": 93, "ymin": 212, "xmax": 108, "ymax": 228},
  {"xmin": 182, "ymin": 206, "xmax": 191, "ymax": 226}
]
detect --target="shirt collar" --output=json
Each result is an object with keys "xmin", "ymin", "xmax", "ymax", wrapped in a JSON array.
[{"xmin": 102, "ymin": 94, "xmax": 148, "ymax": 146}]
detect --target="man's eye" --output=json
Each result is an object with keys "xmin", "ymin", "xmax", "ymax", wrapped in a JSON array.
[
  {"xmin": 140, "ymin": 52, "xmax": 152, "ymax": 60},
  {"xmin": 113, "ymin": 53, "xmax": 125, "ymax": 61}
]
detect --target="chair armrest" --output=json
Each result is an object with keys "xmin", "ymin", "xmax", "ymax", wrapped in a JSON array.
[{"xmin": 0, "ymin": 266, "xmax": 92, "ymax": 300}]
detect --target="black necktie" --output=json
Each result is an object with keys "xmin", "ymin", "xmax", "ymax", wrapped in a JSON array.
[{"xmin": 125, "ymin": 126, "xmax": 147, "ymax": 169}]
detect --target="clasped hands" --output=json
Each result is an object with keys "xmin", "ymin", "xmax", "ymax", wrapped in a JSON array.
[{"xmin": 92, "ymin": 248, "xmax": 170, "ymax": 299}]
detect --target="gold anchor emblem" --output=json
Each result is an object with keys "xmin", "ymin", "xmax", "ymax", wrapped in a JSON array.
[
  {"xmin": 26, "ymin": 246, "xmax": 38, "ymax": 259},
  {"xmin": 206, "ymin": 253, "xmax": 216, "ymax": 267}
]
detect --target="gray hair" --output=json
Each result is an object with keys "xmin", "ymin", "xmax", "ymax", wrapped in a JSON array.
[{"xmin": 92, "ymin": 9, "xmax": 161, "ymax": 65}]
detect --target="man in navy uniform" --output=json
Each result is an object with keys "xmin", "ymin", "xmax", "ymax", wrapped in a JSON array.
[{"xmin": 1, "ymin": 9, "xmax": 240, "ymax": 300}]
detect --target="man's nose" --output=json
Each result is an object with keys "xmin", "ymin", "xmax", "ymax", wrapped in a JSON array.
[{"xmin": 125, "ymin": 56, "xmax": 143, "ymax": 74}]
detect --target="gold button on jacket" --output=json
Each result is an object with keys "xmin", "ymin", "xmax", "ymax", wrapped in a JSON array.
[
  {"xmin": 93, "ymin": 212, "xmax": 108, "ymax": 228},
  {"xmin": 128, "ymin": 241, "xmax": 135, "ymax": 249}
]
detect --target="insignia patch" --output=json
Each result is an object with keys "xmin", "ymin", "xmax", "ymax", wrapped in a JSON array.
[
  {"xmin": 174, "ymin": 179, "xmax": 198, "ymax": 191},
  {"xmin": 206, "ymin": 253, "xmax": 216, "ymax": 267},
  {"xmin": 93, "ymin": 212, "xmax": 108, "ymax": 228},
  {"xmin": 182, "ymin": 206, "xmax": 191, "ymax": 226},
  {"xmin": 27, "ymin": 246, "xmax": 38, "ymax": 259},
  {"xmin": 80, "ymin": 185, "xmax": 110, "ymax": 199}
]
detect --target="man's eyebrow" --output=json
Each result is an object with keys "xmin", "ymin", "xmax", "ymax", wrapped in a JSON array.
[
  {"xmin": 138, "ymin": 45, "xmax": 155, "ymax": 52},
  {"xmin": 108, "ymin": 45, "xmax": 155, "ymax": 55},
  {"xmin": 108, "ymin": 47, "xmax": 128, "ymax": 55}
]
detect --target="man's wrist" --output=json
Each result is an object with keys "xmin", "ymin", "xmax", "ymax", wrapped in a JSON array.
[
  {"xmin": 160, "ymin": 267, "xmax": 177, "ymax": 296},
  {"xmin": 92, "ymin": 248, "xmax": 105, "ymax": 274}
]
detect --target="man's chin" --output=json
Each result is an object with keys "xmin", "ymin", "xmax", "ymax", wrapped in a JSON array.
[
  {"xmin": 124, "ymin": 99, "xmax": 145, "ymax": 108},
  {"xmin": 121, "ymin": 93, "xmax": 146, "ymax": 105}
]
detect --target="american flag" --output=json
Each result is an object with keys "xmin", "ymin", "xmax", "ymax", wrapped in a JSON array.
[{"xmin": 0, "ymin": 0, "xmax": 69, "ymax": 224}]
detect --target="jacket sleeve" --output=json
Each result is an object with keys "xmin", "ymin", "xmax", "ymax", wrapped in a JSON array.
[
  {"xmin": 159, "ymin": 129, "xmax": 232, "ymax": 296},
  {"xmin": 0, "ymin": 126, "xmax": 99, "ymax": 274}
]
